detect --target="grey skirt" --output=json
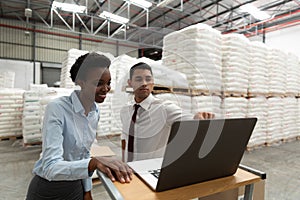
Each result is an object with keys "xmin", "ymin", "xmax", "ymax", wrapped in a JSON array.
[{"xmin": 26, "ymin": 175, "xmax": 84, "ymax": 200}]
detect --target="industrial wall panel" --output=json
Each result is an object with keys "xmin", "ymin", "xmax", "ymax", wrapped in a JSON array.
[
  {"xmin": 35, "ymin": 47, "xmax": 67, "ymax": 63},
  {"xmin": 118, "ymin": 43, "xmax": 139, "ymax": 57},
  {"xmin": 81, "ymin": 39, "xmax": 117, "ymax": 56},
  {"xmin": 36, "ymin": 32, "xmax": 78, "ymax": 51},
  {"xmin": 0, "ymin": 19, "xmax": 139, "ymax": 63},
  {"xmin": 1, "ymin": 43, "xmax": 32, "ymax": 60}
]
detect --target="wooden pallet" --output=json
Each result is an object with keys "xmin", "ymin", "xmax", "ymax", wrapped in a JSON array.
[
  {"xmin": 23, "ymin": 141, "xmax": 42, "ymax": 147},
  {"xmin": 0, "ymin": 135, "xmax": 23, "ymax": 141},
  {"xmin": 246, "ymin": 143, "xmax": 265, "ymax": 151},
  {"xmin": 222, "ymin": 91, "xmax": 247, "ymax": 97},
  {"xmin": 284, "ymin": 92, "xmax": 297, "ymax": 97},
  {"xmin": 153, "ymin": 85, "xmax": 221, "ymax": 96},
  {"xmin": 265, "ymin": 139, "xmax": 284, "ymax": 147},
  {"xmin": 247, "ymin": 92, "xmax": 267, "ymax": 98},
  {"xmin": 266, "ymin": 93, "xmax": 285, "ymax": 98}
]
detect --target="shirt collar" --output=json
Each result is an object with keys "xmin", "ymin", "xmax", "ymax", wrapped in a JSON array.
[
  {"xmin": 134, "ymin": 93, "xmax": 156, "ymax": 111},
  {"xmin": 71, "ymin": 90, "xmax": 98, "ymax": 114}
]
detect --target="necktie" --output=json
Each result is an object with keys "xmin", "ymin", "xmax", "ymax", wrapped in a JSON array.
[{"xmin": 127, "ymin": 104, "xmax": 140, "ymax": 162}]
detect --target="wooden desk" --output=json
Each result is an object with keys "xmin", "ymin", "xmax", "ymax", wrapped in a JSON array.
[{"xmin": 97, "ymin": 168, "xmax": 261, "ymax": 200}]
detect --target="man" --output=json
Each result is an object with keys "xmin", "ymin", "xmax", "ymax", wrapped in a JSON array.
[{"xmin": 120, "ymin": 62, "xmax": 214, "ymax": 162}]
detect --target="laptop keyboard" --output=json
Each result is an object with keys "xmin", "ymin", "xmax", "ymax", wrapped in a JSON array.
[{"xmin": 149, "ymin": 169, "xmax": 161, "ymax": 178}]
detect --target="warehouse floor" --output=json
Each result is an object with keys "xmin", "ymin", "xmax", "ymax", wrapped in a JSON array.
[{"xmin": 0, "ymin": 136, "xmax": 299, "ymax": 200}]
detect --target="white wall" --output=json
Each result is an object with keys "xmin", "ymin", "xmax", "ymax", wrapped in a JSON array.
[
  {"xmin": 265, "ymin": 25, "xmax": 300, "ymax": 58},
  {"xmin": 0, "ymin": 59, "xmax": 40, "ymax": 90}
]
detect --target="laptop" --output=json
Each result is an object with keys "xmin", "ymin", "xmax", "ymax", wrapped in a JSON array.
[{"xmin": 127, "ymin": 117, "xmax": 257, "ymax": 192}]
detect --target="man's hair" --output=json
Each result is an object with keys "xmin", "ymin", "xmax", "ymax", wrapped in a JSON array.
[
  {"xmin": 70, "ymin": 52, "xmax": 111, "ymax": 83},
  {"xmin": 129, "ymin": 62, "xmax": 153, "ymax": 80}
]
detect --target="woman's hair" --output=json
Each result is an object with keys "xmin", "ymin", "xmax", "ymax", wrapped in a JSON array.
[
  {"xmin": 129, "ymin": 62, "xmax": 152, "ymax": 80},
  {"xmin": 70, "ymin": 52, "xmax": 111, "ymax": 83}
]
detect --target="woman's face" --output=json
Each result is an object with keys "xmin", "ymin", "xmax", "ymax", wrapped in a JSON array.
[{"xmin": 80, "ymin": 67, "xmax": 111, "ymax": 104}]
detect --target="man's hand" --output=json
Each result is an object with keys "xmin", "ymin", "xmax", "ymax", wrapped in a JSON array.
[
  {"xmin": 89, "ymin": 156, "xmax": 133, "ymax": 183},
  {"xmin": 193, "ymin": 112, "xmax": 215, "ymax": 120}
]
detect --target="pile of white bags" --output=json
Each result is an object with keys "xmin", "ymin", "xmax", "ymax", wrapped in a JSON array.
[
  {"xmin": 221, "ymin": 33, "xmax": 250, "ymax": 94},
  {"xmin": 267, "ymin": 48, "xmax": 286, "ymax": 95},
  {"xmin": 248, "ymin": 41, "xmax": 269, "ymax": 94},
  {"xmin": 0, "ymin": 89, "xmax": 24, "ymax": 137},
  {"xmin": 162, "ymin": 23, "xmax": 222, "ymax": 93},
  {"xmin": 0, "ymin": 71, "xmax": 15, "ymax": 88},
  {"xmin": 247, "ymin": 97, "xmax": 268, "ymax": 147}
]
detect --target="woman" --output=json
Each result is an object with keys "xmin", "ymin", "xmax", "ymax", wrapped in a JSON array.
[{"xmin": 26, "ymin": 52, "xmax": 132, "ymax": 200}]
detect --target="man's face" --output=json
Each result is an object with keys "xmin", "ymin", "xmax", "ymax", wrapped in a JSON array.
[{"xmin": 128, "ymin": 69, "xmax": 154, "ymax": 103}]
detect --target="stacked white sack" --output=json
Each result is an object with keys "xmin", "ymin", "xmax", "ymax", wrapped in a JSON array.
[
  {"xmin": 60, "ymin": 49, "xmax": 88, "ymax": 88},
  {"xmin": 266, "ymin": 97, "xmax": 283, "ymax": 144},
  {"xmin": 154, "ymin": 93, "xmax": 192, "ymax": 113},
  {"xmin": 162, "ymin": 23, "xmax": 222, "ymax": 93},
  {"xmin": 222, "ymin": 97, "xmax": 248, "ymax": 118},
  {"xmin": 282, "ymin": 97, "xmax": 298, "ymax": 139},
  {"xmin": 97, "ymin": 93, "xmax": 112, "ymax": 136},
  {"xmin": 0, "ymin": 71, "xmax": 15, "ymax": 88},
  {"xmin": 286, "ymin": 52, "xmax": 300, "ymax": 95},
  {"xmin": 248, "ymin": 41, "xmax": 269, "ymax": 94},
  {"xmin": 110, "ymin": 54, "xmax": 137, "ymax": 92},
  {"xmin": 0, "ymin": 89, "xmax": 24, "ymax": 137},
  {"xmin": 267, "ymin": 48, "xmax": 286, "ymax": 95},
  {"xmin": 222, "ymin": 33, "xmax": 250, "ymax": 94},
  {"xmin": 246, "ymin": 97, "xmax": 268, "ymax": 147},
  {"xmin": 138, "ymin": 57, "xmax": 189, "ymax": 88},
  {"xmin": 191, "ymin": 95, "xmax": 222, "ymax": 118},
  {"xmin": 22, "ymin": 85, "xmax": 47, "ymax": 144}
]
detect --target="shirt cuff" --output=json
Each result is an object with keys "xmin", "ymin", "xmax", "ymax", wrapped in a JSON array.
[{"xmin": 82, "ymin": 177, "xmax": 92, "ymax": 192}]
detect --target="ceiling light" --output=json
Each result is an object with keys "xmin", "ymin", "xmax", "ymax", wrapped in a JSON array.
[
  {"xmin": 124, "ymin": 0, "xmax": 152, "ymax": 9},
  {"xmin": 240, "ymin": 4, "xmax": 271, "ymax": 20},
  {"xmin": 52, "ymin": 1, "xmax": 86, "ymax": 13},
  {"xmin": 157, "ymin": 0, "xmax": 176, "ymax": 8},
  {"xmin": 99, "ymin": 11, "xmax": 129, "ymax": 24}
]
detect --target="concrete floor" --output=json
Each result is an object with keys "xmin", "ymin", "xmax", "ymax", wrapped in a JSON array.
[{"xmin": 0, "ymin": 137, "xmax": 299, "ymax": 200}]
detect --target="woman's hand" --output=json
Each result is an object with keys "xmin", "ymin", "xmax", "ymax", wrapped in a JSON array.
[
  {"xmin": 84, "ymin": 191, "xmax": 93, "ymax": 200},
  {"xmin": 89, "ymin": 156, "xmax": 132, "ymax": 183}
]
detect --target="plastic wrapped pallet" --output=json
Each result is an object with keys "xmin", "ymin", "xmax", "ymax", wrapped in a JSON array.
[
  {"xmin": 221, "ymin": 33, "xmax": 250, "ymax": 95},
  {"xmin": 0, "ymin": 71, "xmax": 15, "ymax": 88},
  {"xmin": 0, "ymin": 89, "xmax": 24, "ymax": 138},
  {"xmin": 266, "ymin": 97, "xmax": 283, "ymax": 144},
  {"xmin": 222, "ymin": 97, "xmax": 248, "ymax": 118},
  {"xmin": 110, "ymin": 54, "xmax": 137, "ymax": 91},
  {"xmin": 286, "ymin": 52, "xmax": 300, "ymax": 95},
  {"xmin": 22, "ymin": 90, "xmax": 44, "ymax": 144},
  {"xmin": 267, "ymin": 48, "xmax": 286, "ymax": 95},
  {"xmin": 162, "ymin": 23, "xmax": 222, "ymax": 93},
  {"xmin": 247, "ymin": 97, "xmax": 268, "ymax": 147},
  {"xmin": 191, "ymin": 95, "xmax": 222, "ymax": 118},
  {"xmin": 23, "ymin": 86, "xmax": 73, "ymax": 144},
  {"xmin": 248, "ymin": 41, "xmax": 269, "ymax": 95},
  {"xmin": 97, "ymin": 93, "xmax": 113, "ymax": 136},
  {"xmin": 60, "ymin": 49, "xmax": 88, "ymax": 88},
  {"xmin": 282, "ymin": 97, "xmax": 298, "ymax": 140},
  {"xmin": 138, "ymin": 57, "xmax": 189, "ymax": 88}
]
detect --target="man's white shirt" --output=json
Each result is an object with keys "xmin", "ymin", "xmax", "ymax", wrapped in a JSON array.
[{"xmin": 120, "ymin": 94, "xmax": 193, "ymax": 161}]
